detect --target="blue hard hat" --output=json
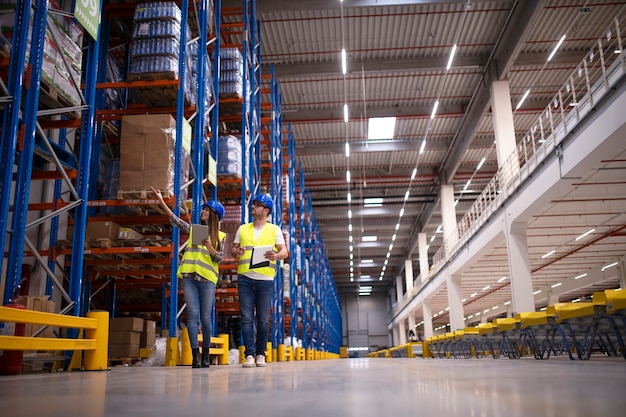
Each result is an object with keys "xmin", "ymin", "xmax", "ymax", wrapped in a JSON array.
[
  {"xmin": 252, "ymin": 194, "xmax": 273, "ymax": 214},
  {"xmin": 202, "ymin": 200, "xmax": 225, "ymax": 220}
]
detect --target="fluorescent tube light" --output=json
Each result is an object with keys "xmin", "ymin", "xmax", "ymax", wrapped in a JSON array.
[
  {"xmin": 551, "ymin": 282, "xmax": 562, "ymax": 288},
  {"xmin": 345, "ymin": 142, "xmax": 350, "ymax": 157},
  {"xmin": 361, "ymin": 259, "xmax": 373, "ymax": 263},
  {"xmin": 346, "ymin": 170, "xmax": 350, "ymax": 182},
  {"xmin": 446, "ymin": 44, "xmax": 457, "ymax": 70},
  {"xmin": 497, "ymin": 276, "xmax": 507, "ymax": 283},
  {"xmin": 482, "ymin": 285, "xmax": 490, "ymax": 291},
  {"xmin": 516, "ymin": 89, "xmax": 530, "ymax": 110},
  {"xmin": 343, "ymin": 104, "xmax": 349, "ymax": 122},
  {"xmin": 533, "ymin": 290, "xmax": 542, "ymax": 295},
  {"xmin": 541, "ymin": 249, "xmax": 556, "ymax": 259},
  {"xmin": 362, "ymin": 236, "xmax": 377, "ymax": 242},
  {"xmin": 419, "ymin": 139, "xmax": 426, "ymax": 154},
  {"xmin": 411, "ymin": 168, "xmax": 417, "ymax": 180},
  {"xmin": 348, "ymin": 209, "xmax": 352, "ymax": 219},
  {"xmin": 547, "ymin": 34, "xmax": 566, "ymax": 62},
  {"xmin": 347, "ymin": 192, "xmax": 351, "ymax": 202},
  {"xmin": 341, "ymin": 48, "xmax": 347, "ymax": 74},
  {"xmin": 575, "ymin": 228, "xmax": 595, "ymax": 241},
  {"xmin": 430, "ymin": 100, "xmax": 439, "ymax": 119},
  {"xmin": 477, "ymin": 157, "xmax": 486, "ymax": 170},
  {"xmin": 574, "ymin": 273, "xmax": 587, "ymax": 280},
  {"xmin": 601, "ymin": 262, "xmax": 618, "ymax": 271},
  {"xmin": 404, "ymin": 190, "xmax": 410, "ymax": 201}
]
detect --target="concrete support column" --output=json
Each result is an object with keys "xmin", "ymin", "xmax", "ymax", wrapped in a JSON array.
[
  {"xmin": 547, "ymin": 289, "xmax": 560, "ymax": 306},
  {"xmin": 422, "ymin": 301, "xmax": 433, "ymax": 340},
  {"xmin": 418, "ymin": 232, "xmax": 429, "ymax": 283},
  {"xmin": 491, "ymin": 80, "xmax": 519, "ymax": 183},
  {"xmin": 441, "ymin": 184, "xmax": 457, "ymax": 246},
  {"xmin": 407, "ymin": 312, "xmax": 416, "ymax": 341},
  {"xmin": 504, "ymin": 220, "xmax": 535, "ymax": 314},
  {"xmin": 395, "ymin": 275, "xmax": 403, "ymax": 304},
  {"xmin": 447, "ymin": 274, "xmax": 465, "ymax": 330},
  {"xmin": 618, "ymin": 254, "xmax": 626, "ymax": 290},
  {"xmin": 392, "ymin": 326, "xmax": 399, "ymax": 347},
  {"xmin": 397, "ymin": 320, "xmax": 406, "ymax": 346},
  {"xmin": 404, "ymin": 259, "xmax": 414, "ymax": 296}
]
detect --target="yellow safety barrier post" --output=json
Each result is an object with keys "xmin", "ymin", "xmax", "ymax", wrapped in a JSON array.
[
  {"xmin": 340, "ymin": 346, "xmax": 348, "ymax": 358},
  {"xmin": 209, "ymin": 334, "xmax": 230, "ymax": 365},
  {"xmin": 266, "ymin": 341, "xmax": 273, "ymax": 363},
  {"xmin": 180, "ymin": 327, "xmax": 192, "ymax": 366},
  {"xmin": 277, "ymin": 344, "xmax": 286, "ymax": 362},
  {"xmin": 295, "ymin": 346, "xmax": 305, "ymax": 360},
  {"xmin": 84, "ymin": 311, "xmax": 109, "ymax": 371},
  {"xmin": 164, "ymin": 337, "xmax": 179, "ymax": 367},
  {"xmin": 239, "ymin": 345, "xmax": 245, "ymax": 363}
]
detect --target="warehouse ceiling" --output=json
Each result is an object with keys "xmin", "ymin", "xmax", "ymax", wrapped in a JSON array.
[{"xmin": 221, "ymin": 0, "xmax": 626, "ymax": 316}]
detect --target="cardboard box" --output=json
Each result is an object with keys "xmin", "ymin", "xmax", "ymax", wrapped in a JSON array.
[
  {"xmin": 109, "ymin": 344, "xmax": 140, "ymax": 358},
  {"xmin": 121, "ymin": 114, "xmax": 177, "ymax": 135},
  {"xmin": 86, "ymin": 221, "xmax": 121, "ymax": 241},
  {"xmin": 117, "ymin": 227, "xmax": 144, "ymax": 240},
  {"xmin": 109, "ymin": 317, "xmax": 144, "ymax": 332},
  {"xmin": 143, "ymin": 151, "xmax": 174, "ymax": 171},
  {"xmin": 109, "ymin": 330, "xmax": 141, "ymax": 345},
  {"xmin": 119, "ymin": 171, "xmax": 144, "ymax": 190},
  {"xmin": 140, "ymin": 332, "xmax": 156, "ymax": 348}
]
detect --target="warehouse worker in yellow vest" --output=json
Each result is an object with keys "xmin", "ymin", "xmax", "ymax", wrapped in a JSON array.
[
  {"xmin": 152, "ymin": 186, "xmax": 225, "ymax": 368},
  {"xmin": 231, "ymin": 194, "xmax": 288, "ymax": 368}
]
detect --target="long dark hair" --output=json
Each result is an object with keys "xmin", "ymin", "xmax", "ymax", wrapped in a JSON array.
[{"xmin": 203, "ymin": 210, "xmax": 222, "ymax": 251}]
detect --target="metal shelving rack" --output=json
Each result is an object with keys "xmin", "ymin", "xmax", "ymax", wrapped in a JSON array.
[
  {"xmin": 1, "ymin": 0, "xmax": 100, "ymax": 324},
  {"xmin": 1, "ymin": 0, "xmax": 222, "ymax": 365}
]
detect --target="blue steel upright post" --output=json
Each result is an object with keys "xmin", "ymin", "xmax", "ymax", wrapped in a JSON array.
[
  {"xmin": 69, "ymin": 1, "xmax": 103, "ymax": 319},
  {"xmin": 0, "ymin": 1, "xmax": 31, "ymax": 299},
  {"xmin": 4, "ymin": 0, "xmax": 50, "ymax": 304}
]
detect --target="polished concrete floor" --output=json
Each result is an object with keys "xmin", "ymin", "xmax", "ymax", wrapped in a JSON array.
[{"xmin": 1, "ymin": 356, "xmax": 625, "ymax": 417}]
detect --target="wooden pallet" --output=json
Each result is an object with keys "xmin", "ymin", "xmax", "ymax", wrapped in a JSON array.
[
  {"xmin": 38, "ymin": 78, "xmax": 81, "ymax": 118},
  {"xmin": 109, "ymin": 357, "xmax": 141, "ymax": 367},
  {"xmin": 117, "ymin": 188, "xmax": 174, "ymax": 200}
]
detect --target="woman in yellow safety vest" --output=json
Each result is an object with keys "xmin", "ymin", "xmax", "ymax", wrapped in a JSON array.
[{"xmin": 152, "ymin": 186, "xmax": 225, "ymax": 368}]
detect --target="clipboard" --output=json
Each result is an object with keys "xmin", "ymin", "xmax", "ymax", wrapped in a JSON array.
[
  {"xmin": 191, "ymin": 224, "xmax": 209, "ymax": 246},
  {"xmin": 249, "ymin": 245, "xmax": 274, "ymax": 269}
]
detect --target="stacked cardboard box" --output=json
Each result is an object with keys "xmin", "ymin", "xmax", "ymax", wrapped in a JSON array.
[
  {"xmin": 141, "ymin": 320, "xmax": 156, "ymax": 348},
  {"xmin": 119, "ymin": 114, "xmax": 191, "ymax": 193},
  {"xmin": 109, "ymin": 317, "xmax": 144, "ymax": 358}
]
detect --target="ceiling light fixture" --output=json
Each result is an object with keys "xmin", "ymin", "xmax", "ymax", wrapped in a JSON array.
[
  {"xmin": 343, "ymin": 103, "xmax": 349, "ymax": 122},
  {"xmin": 345, "ymin": 142, "xmax": 350, "ymax": 157},
  {"xmin": 574, "ymin": 273, "xmax": 587, "ymax": 280},
  {"xmin": 533, "ymin": 290, "xmax": 542, "ymax": 295},
  {"xmin": 601, "ymin": 262, "xmax": 618, "ymax": 271},
  {"xmin": 362, "ymin": 236, "xmax": 377, "ymax": 242},
  {"xmin": 541, "ymin": 249, "xmax": 556, "ymax": 259},
  {"xmin": 430, "ymin": 100, "xmax": 439, "ymax": 119},
  {"xmin": 411, "ymin": 168, "xmax": 417, "ymax": 180},
  {"xmin": 419, "ymin": 139, "xmax": 426, "ymax": 154},
  {"xmin": 477, "ymin": 157, "xmax": 486, "ymax": 170},
  {"xmin": 446, "ymin": 44, "xmax": 457, "ymax": 70},
  {"xmin": 547, "ymin": 34, "xmax": 566, "ymax": 62},
  {"xmin": 341, "ymin": 48, "xmax": 347, "ymax": 74},
  {"xmin": 575, "ymin": 228, "xmax": 595, "ymax": 241},
  {"xmin": 482, "ymin": 285, "xmax": 490, "ymax": 291},
  {"xmin": 361, "ymin": 259, "xmax": 373, "ymax": 263},
  {"xmin": 551, "ymin": 282, "xmax": 562, "ymax": 288},
  {"xmin": 346, "ymin": 170, "xmax": 351, "ymax": 182},
  {"xmin": 404, "ymin": 190, "xmax": 410, "ymax": 201},
  {"xmin": 516, "ymin": 89, "xmax": 530, "ymax": 110},
  {"xmin": 497, "ymin": 276, "xmax": 507, "ymax": 283}
]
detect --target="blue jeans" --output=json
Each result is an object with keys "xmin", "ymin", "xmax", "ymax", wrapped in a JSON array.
[
  {"xmin": 238, "ymin": 275, "xmax": 273, "ymax": 357},
  {"xmin": 182, "ymin": 276, "xmax": 216, "ymax": 349}
]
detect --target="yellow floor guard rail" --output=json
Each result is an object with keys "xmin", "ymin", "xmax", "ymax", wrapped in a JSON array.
[{"xmin": 0, "ymin": 307, "xmax": 108, "ymax": 370}]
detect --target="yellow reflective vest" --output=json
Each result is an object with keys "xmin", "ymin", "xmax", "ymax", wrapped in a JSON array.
[
  {"xmin": 177, "ymin": 229, "xmax": 226, "ymax": 284},
  {"xmin": 237, "ymin": 223, "xmax": 278, "ymax": 279}
]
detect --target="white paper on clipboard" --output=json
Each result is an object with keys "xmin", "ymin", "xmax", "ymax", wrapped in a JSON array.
[{"xmin": 249, "ymin": 245, "xmax": 274, "ymax": 269}]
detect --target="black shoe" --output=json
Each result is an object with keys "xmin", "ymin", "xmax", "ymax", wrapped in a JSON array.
[
  {"xmin": 201, "ymin": 348, "xmax": 210, "ymax": 368},
  {"xmin": 192, "ymin": 348, "xmax": 201, "ymax": 368}
]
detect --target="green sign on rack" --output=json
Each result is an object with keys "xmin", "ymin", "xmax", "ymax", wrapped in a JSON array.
[{"xmin": 75, "ymin": 0, "xmax": 101, "ymax": 41}]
